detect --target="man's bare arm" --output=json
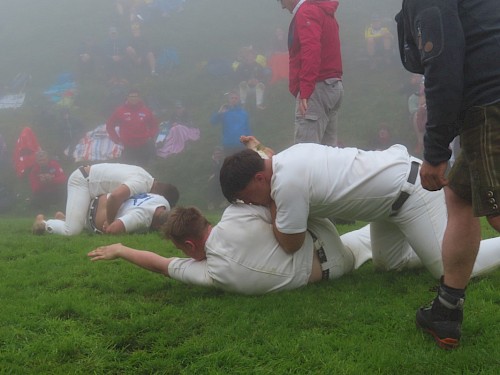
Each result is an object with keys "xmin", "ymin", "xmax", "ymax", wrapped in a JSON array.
[
  {"xmin": 106, "ymin": 184, "xmax": 131, "ymax": 225},
  {"xmin": 88, "ymin": 243, "xmax": 173, "ymax": 276},
  {"xmin": 104, "ymin": 219, "xmax": 126, "ymax": 234},
  {"xmin": 270, "ymin": 200, "xmax": 306, "ymax": 253},
  {"xmin": 272, "ymin": 228, "xmax": 306, "ymax": 254}
]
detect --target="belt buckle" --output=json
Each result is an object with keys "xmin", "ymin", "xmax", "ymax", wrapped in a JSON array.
[
  {"xmin": 88, "ymin": 197, "xmax": 103, "ymax": 234},
  {"xmin": 308, "ymin": 230, "xmax": 329, "ymax": 280}
]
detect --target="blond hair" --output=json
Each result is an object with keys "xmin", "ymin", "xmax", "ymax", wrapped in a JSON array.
[{"xmin": 162, "ymin": 206, "xmax": 209, "ymax": 243}]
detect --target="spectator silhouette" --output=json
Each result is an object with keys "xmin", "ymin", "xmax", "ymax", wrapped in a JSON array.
[
  {"xmin": 210, "ymin": 91, "xmax": 251, "ymax": 156},
  {"xmin": 28, "ymin": 150, "xmax": 67, "ymax": 210},
  {"xmin": 234, "ymin": 46, "xmax": 268, "ymax": 110}
]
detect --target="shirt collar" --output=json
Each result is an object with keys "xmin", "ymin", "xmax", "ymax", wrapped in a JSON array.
[{"xmin": 293, "ymin": 0, "xmax": 307, "ymax": 15}]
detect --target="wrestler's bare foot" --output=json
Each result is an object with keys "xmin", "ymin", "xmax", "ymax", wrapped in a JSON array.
[
  {"xmin": 54, "ymin": 211, "xmax": 65, "ymax": 220},
  {"xmin": 32, "ymin": 214, "xmax": 46, "ymax": 235}
]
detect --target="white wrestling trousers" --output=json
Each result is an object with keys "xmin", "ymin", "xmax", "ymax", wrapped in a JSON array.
[
  {"xmin": 341, "ymin": 224, "xmax": 500, "ymax": 279},
  {"xmin": 45, "ymin": 169, "xmax": 92, "ymax": 235},
  {"xmin": 308, "ymin": 217, "xmax": 372, "ymax": 280}
]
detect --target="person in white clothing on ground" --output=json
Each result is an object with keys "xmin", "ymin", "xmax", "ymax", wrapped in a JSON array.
[
  {"xmin": 87, "ymin": 204, "xmax": 500, "ymax": 295},
  {"xmin": 39, "ymin": 163, "xmax": 179, "ymax": 236},
  {"xmin": 34, "ymin": 193, "xmax": 171, "ymax": 235},
  {"xmin": 88, "ymin": 204, "xmax": 371, "ymax": 295}
]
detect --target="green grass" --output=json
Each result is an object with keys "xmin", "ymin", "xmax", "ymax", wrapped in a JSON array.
[{"xmin": 1, "ymin": 217, "xmax": 500, "ymax": 374}]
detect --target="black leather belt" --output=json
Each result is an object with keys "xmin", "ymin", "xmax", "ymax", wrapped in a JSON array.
[
  {"xmin": 391, "ymin": 161, "xmax": 420, "ymax": 211},
  {"xmin": 308, "ymin": 230, "xmax": 330, "ymax": 280},
  {"xmin": 88, "ymin": 197, "xmax": 103, "ymax": 234},
  {"xmin": 79, "ymin": 165, "xmax": 89, "ymax": 179}
]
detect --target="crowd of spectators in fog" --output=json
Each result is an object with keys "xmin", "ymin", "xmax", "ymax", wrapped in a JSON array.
[{"xmin": 0, "ymin": 1, "xmax": 425, "ymax": 215}]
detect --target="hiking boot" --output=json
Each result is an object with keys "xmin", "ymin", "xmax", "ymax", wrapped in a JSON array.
[{"xmin": 416, "ymin": 283, "xmax": 464, "ymax": 350}]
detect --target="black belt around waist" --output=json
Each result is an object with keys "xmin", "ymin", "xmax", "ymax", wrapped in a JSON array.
[
  {"xmin": 391, "ymin": 161, "xmax": 420, "ymax": 211},
  {"xmin": 79, "ymin": 165, "xmax": 89, "ymax": 179},
  {"xmin": 88, "ymin": 196, "xmax": 103, "ymax": 234},
  {"xmin": 308, "ymin": 230, "xmax": 330, "ymax": 280}
]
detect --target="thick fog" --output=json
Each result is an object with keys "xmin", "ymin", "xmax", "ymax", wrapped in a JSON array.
[
  {"xmin": 0, "ymin": 1, "xmax": 403, "ymax": 83},
  {"xmin": 0, "ymin": 0, "xmax": 410, "ymax": 207}
]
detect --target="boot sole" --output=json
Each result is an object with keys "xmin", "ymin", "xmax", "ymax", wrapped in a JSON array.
[{"xmin": 416, "ymin": 322, "xmax": 460, "ymax": 350}]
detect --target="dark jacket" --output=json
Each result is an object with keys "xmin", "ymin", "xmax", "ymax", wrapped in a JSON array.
[{"xmin": 396, "ymin": 0, "xmax": 500, "ymax": 164}]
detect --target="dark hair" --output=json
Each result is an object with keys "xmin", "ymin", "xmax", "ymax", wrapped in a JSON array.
[
  {"xmin": 150, "ymin": 208, "xmax": 169, "ymax": 231},
  {"xmin": 152, "ymin": 183, "xmax": 180, "ymax": 207},
  {"xmin": 219, "ymin": 149, "xmax": 265, "ymax": 203},
  {"xmin": 162, "ymin": 206, "xmax": 209, "ymax": 243}
]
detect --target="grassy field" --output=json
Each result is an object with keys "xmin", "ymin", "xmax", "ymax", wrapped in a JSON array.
[{"xmin": 1, "ymin": 217, "xmax": 500, "ymax": 374}]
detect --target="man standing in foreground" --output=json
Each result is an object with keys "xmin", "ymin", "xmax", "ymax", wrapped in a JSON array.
[
  {"xmin": 278, "ymin": 0, "xmax": 343, "ymax": 146},
  {"xmin": 396, "ymin": 0, "xmax": 500, "ymax": 349}
]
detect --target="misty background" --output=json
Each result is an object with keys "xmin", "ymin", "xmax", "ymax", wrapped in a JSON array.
[{"xmin": 0, "ymin": 0, "xmax": 410, "ymax": 210}]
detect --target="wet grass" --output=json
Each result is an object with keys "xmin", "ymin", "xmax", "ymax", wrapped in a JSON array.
[{"xmin": 1, "ymin": 217, "xmax": 499, "ymax": 374}]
